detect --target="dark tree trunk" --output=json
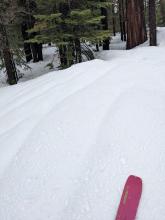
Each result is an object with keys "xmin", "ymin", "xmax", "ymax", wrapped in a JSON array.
[
  {"xmin": 3, "ymin": 48, "xmax": 18, "ymax": 85},
  {"xmin": 68, "ymin": 41, "xmax": 75, "ymax": 66},
  {"xmin": 0, "ymin": 22, "xmax": 18, "ymax": 85},
  {"xmin": 160, "ymin": 0, "xmax": 165, "ymax": 25},
  {"xmin": 112, "ymin": 17, "xmax": 116, "ymax": 36},
  {"xmin": 101, "ymin": 7, "xmax": 110, "ymax": 50},
  {"xmin": 59, "ymin": 45, "xmax": 68, "ymax": 68},
  {"xmin": 96, "ymin": 44, "xmax": 99, "ymax": 51},
  {"xmin": 24, "ymin": 43, "xmax": 33, "ymax": 62},
  {"xmin": 37, "ymin": 43, "xmax": 43, "ymax": 61},
  {"xmin": 21, "ymin": 22, "xmax": 33, "ymax": 62},
  {"xmin": 103, "ymin": 39, "xmax": 110, "ymax": 50},
  {"xmin": 139, "ymin": 0, "xmax": 148, "ymax": 43},
  {"xmin": 31, "ymin": 43, "xmax": 39, "ymax": 63},
  {"xmin": 126, "ymin": 0, "xmax": 147, "ymax": 49},
  {"xmin": 119, "ymin": 0, "xmax": 123, "ymax": 41},
  {"xmin": 121, "ymin": 0, "xmax": 126, "ymax": 41},
  {"xmin": 119, "ymin": 0, "xmax": 126, "ymax": 41},
  {"xmin": 31, "ymin": 43, "xmax": 43, "ymax": 62},
  {"xmin": 112, "ymin": 4, "xmax": 116, "ymax": 36},
  {"xmin": 75, "ymin": 38, "xmax": 82, "ymax": 63},
  {"xmin": 149, "ymin": 0, "xmax": 157, "ymax": 46}
]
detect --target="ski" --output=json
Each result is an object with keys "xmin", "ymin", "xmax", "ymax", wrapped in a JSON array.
[{"xmin": 115, "ymin": 175, "xmax": 142, "ymax": 220}]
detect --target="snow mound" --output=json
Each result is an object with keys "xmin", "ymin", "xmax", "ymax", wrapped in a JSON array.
[{"xmin": 0, "ymin": 28, "xmax": 165, "ymax": 220}]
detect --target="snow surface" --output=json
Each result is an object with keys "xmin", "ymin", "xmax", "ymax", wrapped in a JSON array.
[{"xmin": 0, "ymin": 28, "xmax": 165, "ymax": 219}]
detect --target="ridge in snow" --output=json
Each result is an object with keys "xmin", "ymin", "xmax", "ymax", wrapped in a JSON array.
[{"xmin": 0, "ymin": 28, "xmax": 165, "ymax": 220}]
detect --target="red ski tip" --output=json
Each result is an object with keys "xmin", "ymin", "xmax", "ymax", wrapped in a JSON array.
[{"xmin": 115, "ymin": 175, "xmax": 142, "ymax": 220}]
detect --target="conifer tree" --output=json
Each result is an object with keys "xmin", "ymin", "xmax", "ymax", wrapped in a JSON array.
[
  {"xmin": 28, "ymin": 0, "xmax": 111, "ymax": 68},
  {"xmin": 21, "ymin": 0, "xmax": 43, "ymax": 63}
]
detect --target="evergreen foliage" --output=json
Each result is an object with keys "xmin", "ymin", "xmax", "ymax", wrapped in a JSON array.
[{"xmin": 28, "ymin": 0, "xmax": 112, "ymax": 68}]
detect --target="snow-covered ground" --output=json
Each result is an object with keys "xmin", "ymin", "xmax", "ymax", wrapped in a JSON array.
[{"xmin": 0, "ymin": 28, "xmax": 165, "ymax": 220}]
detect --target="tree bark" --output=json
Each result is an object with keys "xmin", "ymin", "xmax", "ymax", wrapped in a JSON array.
[
  {"xmin": 59, "ymin": 45, "xmax": 68, "ymax": 68},
  {"xmin": 0, "ymin": 20, "xmax": 18, "ymax": 85},
  {"xmin": 96, "ymin": 44, "xmax": 99, "ymax": 51},
  {"xmin": 119, "ymin": 0, "xmax": 123, "ymax": 40},
  {"xmin": 31, "ymin": 43, "xmax": 43, "ymax": 62},
  {"xmin": 121, "ymin": 0, "xmax": 126, "ymax": 41},
  {"xmin": 149, "ymin": 0, "xmax": 157, "ymax": 46},
  {"xmin": 3, "ymin": 48, "xmax": 18, "ymax": 85},
  {"xmin": 21, "ymin": 22, "xmax": 33, "ymax": 62},
  {"xmin": 101, "ymin": 7, "xmax": 110, "ymax": 50},
  {"xmin": 119, "ymin": 0, "xmax": 126, "ymax": 41},
  {"xmin": 75, "ymin": 38, "xmax": 82, "ymax": 63},
  {"xmin": 112, "ymin": 3, "xmax": 116, "ymax": 36},
  {"xmin": 160, "ymin": 0, "xmax": 165, "ymax": 25},
  {"xmin": 126, "ymin": 0, "xmax": 147, "ymax": 49}
]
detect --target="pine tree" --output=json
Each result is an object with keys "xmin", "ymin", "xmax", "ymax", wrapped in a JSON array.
[
  {"xmin": 88, "ymin": 0, "xmax": 112, "ymax": 50},
  {"xmin": 27, "ymin": 0, "xmax": 112, "ymax": 68},
  {"xmin": 21, "ymin": 0, "xmax": 43, "ymax": 63}
]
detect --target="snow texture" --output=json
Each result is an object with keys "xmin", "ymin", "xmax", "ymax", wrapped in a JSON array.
[{"xmin": 0, "ymin": 28, "xmax": 165, "ymax": 220}]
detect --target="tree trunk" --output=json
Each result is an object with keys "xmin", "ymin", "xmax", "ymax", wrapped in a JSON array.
[
  {"xmin": 112, "ymin": 4, "xmax": 116, "ymax": 36},
  {"xmin": 59, "ymin": 45, "xmax": 68, "ymax": 68},
  {"xmin": 0, "ymin": 21, "xmax": 18, "ymax": 85},
  {"xmin": 160, "ymin": 0, "xmax": 165, "ymax": 25},
  {"xmin": 31, "ymin": 43, "xmax": 43, "ymax": 62},
  {"xmin": 149, "ymin": 0, "xmax": 157, "ymax": 46},
  {"xmin": 37, "ymin": 44, "xmax": 43, "ymax": 61},
  {"xmin": 31, "ymin": 43, "xmax": 39, "ymax": 63},
  {"xmin": 101, "ymin": 7, "xmax": 110, "ymax": 50},
  {"xmin": 126, "ymin": 0, "xmax": 147, "ymax": 49},
  {"xmin": 121, "ymin": 0, "xmax": 126, "ymax": 41},
  {"xmin": 24, "ymin": 43, "xmax": 33, "ymax": 62},
  {"xmin": 68, "ymin": 41, "xmax": 75, "ymax": 66},
  {"xmin": 112, "ymin": 17, "xmax": 116, "ymax": 36},
  {"xmin": 96, "ymin": 44, "xmax": 99, "ymax": 51},
  {"xmin": 21, "ymin": 22, "xmax": 33, "ymax": 62},
  {"xmin": 75, "ymin": 38, "xmax": 82, "ymax": 63},
  {"xmin": 119, "ymin": 0, "xmax": 124, "ymax": 41},
  {"xmin": 3, "ymin": 48, "xmax": 18, "ymax": 85},
  {"xmin": 119, "ymin": 0, "xmax": 126, "ymax": 41}
]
